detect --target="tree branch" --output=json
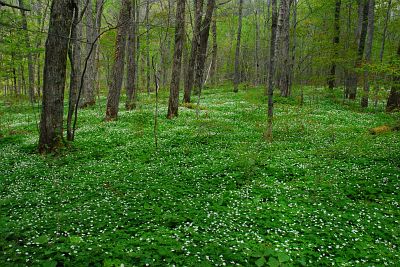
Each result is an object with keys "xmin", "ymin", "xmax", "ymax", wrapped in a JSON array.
[{"xmin": 0, "ymin": 0, "xmax": 30, "ymax": 11}]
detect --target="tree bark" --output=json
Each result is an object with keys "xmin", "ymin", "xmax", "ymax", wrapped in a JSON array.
[
  {"xmin": 278, "ymin": 0, "xmax": 291, "ymax": 97},
  {"xmin": 38, "ymin": 0, "xmax": 75, "ymax": 153},
  {"xmin": 126, "ymin": 0, "xmax": 137, "ymax": 110},
  {"xmin": 80, "ymin": 0, "xmax": 104, "ymax": 107},
  {"xmin": 105, "ymin": 0, "xmax": 131, "ymax": 121},
  {"xmin": 254, "ymin": 0, "xmax": 260, "ymax": 85},
  {"xmin": 327, "ymin": 0, "xmax": 341, "ymax": 90},
  {"xmin": 193, "ymin": 0, "xmax": 216, "ymax": 95},
  {"xmin": 348, "ymin": 0, "xmax": 368, "ymax": 100},
  {"xmin": 167, "ymin": 0, "xmax": 186, "ymax": 119},
  {"xmin": 145, "ymin": 0, "xmax": 151, "ymax": 95},
  {"xmin": 210, "ymin": 16, "xmax": 218, "ymax": 85},
  {"xmin": 233, "ymin": 0, "xmax": 244, "ymax": 93},
  {"xmin": 18, "ymin": 0, "xmax": 35, "ymax": 103},
  {"xmin": 361, "ymin": 0, "xmax": 374, "ymax": 108},
  {"xmin": 184, "ymin": 0, "xmax": 204, "ymax": 103},
  {"xmin": 379, "ymin": 0, "xmax": 391, "ymax": 62},
  {"xmin": 264, "ymin": 0, "xmax": 277, "ymax": 140},
  {"xmin": 386, "ymin": 42, "xmax": 400, "ymax": 112},
  {"xmin": 67, "ymin": 3, "xmax": 82, "ymax": 141}
]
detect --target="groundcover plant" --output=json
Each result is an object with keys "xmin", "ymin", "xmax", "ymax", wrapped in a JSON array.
[{"xmin": 1, "ymin": 86, "xmax": 399, "ymax": 266}]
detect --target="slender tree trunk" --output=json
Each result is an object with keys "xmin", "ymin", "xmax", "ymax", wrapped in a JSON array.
[
  {"xmin": 136, "ymin": 0, "xmax": 141, "ymax": 92},
  {"xmin": 233, "ymin": 0, "xmax": 244, "ymax": 93},
  {"xmin": 264, "ymin": 0, "xmax": 277, "ymax": 140},
  {"xmin": 18, "ymin": 0, "xmax": 35, "ymax": 102},
  {"xmin": 67, "ymin": 4, "xmax": 82, "ymax": 141},
  {"xmin": 167, "ymin": 0, "xmax": 186, "ymax": 119},
  {"xmin": 210, "ymin": 16, "xmax": 218, "ymax": 85},
  {"xmin": 146, "ymin": 0, "xmax": 151, "ymax": 95},
  {"xmin": 379, "ymin": 0, "xmax": 391, "ymax": 62},
  {"xmin": 38, "ymin": 0, "xmax": 74, "ymax": 153},
  {"xmin": 349, "ymin": 0, "xmax": 368, "ymax": 100},
  {"xmin": 184, "ymin": 0, "xmax": 204, "ymax": 103},
  {"xmin": 194, "ymin": 0, "xmax": 216, "ymax": 95},
  {"xmin": 361, "ymin": 0, "xmax": 374, "ymax": 108},
  {"xmin": 126, "ymin": 0, "xmax": 137, "ymax": 110},
  {"xmin": 254, "ymin": 1, "xmax": 260, "ymax": 85},
  {"xmin": 105, "ymin": 0, "xmax": 131, "ymax": 121},
  {"xmin": 386, "ymin": 42, "xmax": 400, "ymax": 112},
  {"xmin": 289, "ymin": 0, "xmax": 297, "ymax": 93},
  {"xmin": 327, "ymin": 0, "xmax": 341, "ymax": 90}
]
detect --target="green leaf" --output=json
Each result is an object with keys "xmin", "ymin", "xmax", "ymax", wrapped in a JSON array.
[
  {"xmin": 277, "ymin": 252, "xmax": 290, "ymax": 263},
  {"xmin": 41, "ymin": 260, "xmax": 57, "ymax": 267},
  {"xmin": 69, "ymin": 236, "xmax": 83, "ymax": 244},
  {"xmin": 255, "ymin": 257, "xmax": 266, "ymax": 267},
  {"xmin": 268, "ymin": 257, "xmax": 280, "ymax": 267},
  {"xmin": 34, "ymin": 235, "xmax": 49, "ymax": 244}
]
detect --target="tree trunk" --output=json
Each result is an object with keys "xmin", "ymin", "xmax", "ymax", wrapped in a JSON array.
[
  {"xmin": 193, "ymin": 0, "xmax": 216, "ymax": 94},
  {"xmin": 254, "ymin": 1, "xmax": 260, "ymax": 85},
  {"xmin": 289, "ymin": 0, "xmax": 297, "ymax": 92},
  {"xmin": 361, "ymin": 0, "xmax": 374, "ymax": 108},
  {"xmin": 167, "ymin": 0, "xmax": 186, "ymax": 119},
  {"xmin": 67, "ymin": 3, "xmax": 82, "ymax": 141},
  {"xmin": 264, "ymin": 0, "xmax": 277, "ymax": 140},
  {"xmin": 276, "ymin": 0, "xmax": 291, "ymax": 97},
  {"xmin": 38, "ymin": 0, "xmax": 74, "ymax": 153},
  {"xmin": 126, "ymin": 0, "xmax": 137, "ymax": 110},
  {"xmin": 386, "ymin": 42, "xmax": 400, "ymax": 112},
  {"xmin": 18, "ymin": 0, "xmax": 35, "ymax": 102},
  {"xmin": 233, "ymin": 0, "xmax": 244, "ymax": 93},
  {"xmin": 80, "ymin": 0, "xmax": 103, "ymax": 107},
  {"xmin": 327, "ymin": 0, "xmax": 341, "ymax": 90},
  {"xmin": 210, "ymin": 16, "xmax": 218, "ymax": 85},
  {"xmin": 379, "ymin": 0, "xmax": 391, "ymax": 62},
  {"xmin": 146, "ymin": 0, "xmax": 151, "ymax": 95},
  {"xmin": 105, "ymin": 0, "xmax": 131, "ymax": 121},
  {"xmin": 348, "ymin": 0, "xmax": 368, "ymax": 100},
  {"xmin": 183, "ymin": 0, "xmax": 204, "ymax": 103}
]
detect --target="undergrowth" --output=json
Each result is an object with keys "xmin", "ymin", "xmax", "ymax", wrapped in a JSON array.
[{"xmin": 0, "ymin": 86, "xmax": 399, "ymax": 266}]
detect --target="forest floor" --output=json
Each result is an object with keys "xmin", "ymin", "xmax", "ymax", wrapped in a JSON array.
[{"xmin": 0, "ymin": 86, "xmax": 399, "ymax": 266}]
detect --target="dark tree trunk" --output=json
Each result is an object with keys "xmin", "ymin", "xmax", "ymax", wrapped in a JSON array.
[
  {"xmin": 183, "ymin": 0, "xmax": 204, "ymax": 103},
  {"xmin": 193, "ymin": 0, "xmax": 216, "ymax": 95},
  {"xmin": 349, "ymin": 0, "xmax": 368, "ymax": 100},
  {"xmin": 327, "ymin": 0, "xmax": 341, "ymax": 90},
  {"xmin": 289, "ymin": 0, "xmax": 297, "ymax": 92},
  {"xmin": 233, "ymin": 0, "xmax": 244, "ymax": 93},
  {"xmin": 146, "ymin": 0, "xmax": 151, "ymax": 95},
  {"xmin": 18, "ymin": 0, "xmax": 35, "ymax": 103},
  {"xmin": 105, "ymin": 0, "xmax": 131, "ymax": 121},
  {"xmin": 264, "ymin": 0, "xmax": 278, "ymax": 140},
  {"xmin": 210, "ymin": 16, "xmax": 218, "ymax": 85},
  {"xmin": 379, "ymin": 0, "xmax": 391, "ymax": 62},
  {"xmin": 254, "ymin": 2, "xmax": 260, "ymax": 85},
  {"xmin": 361, "ymin": 0, "xmax": 374, "ymax": 108},
  {"xmin": 38, "ymin": 0, "xmax": 75, "ymax": 153},
  {"xmin": 126, "ymin": 0, "xmax": 137, "ymax": 110},
  {"xmin": 167, "ymin": 0, "xmax": 186, "ymax": 119},
  {"xmin": 67, "ymin": 3, "xmax": 82, "ymax": 141},
  {"xmin": 386, "ymin": 42, "xmax": 400, "ymax": 112}
]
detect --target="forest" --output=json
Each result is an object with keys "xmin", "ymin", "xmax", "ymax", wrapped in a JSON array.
[{"xmin": 0, "ymin": 0, "xmax": 399, "ymax": 266}]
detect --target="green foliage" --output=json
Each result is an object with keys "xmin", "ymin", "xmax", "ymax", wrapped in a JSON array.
[{"xmin": 0, "ymin": 87, "xmax": 399, "ymax": 266}]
